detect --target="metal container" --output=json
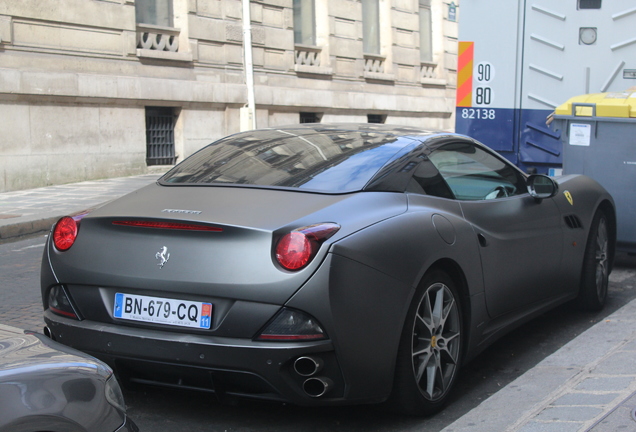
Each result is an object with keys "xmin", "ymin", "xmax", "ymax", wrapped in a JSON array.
[{"xmin": 552, "ymin": 91, "xmax": 636, "ymax": 252}]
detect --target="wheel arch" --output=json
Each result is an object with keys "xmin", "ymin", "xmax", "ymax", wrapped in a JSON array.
[{"xmin": 386, "ymin": 258, "xmax": 473, "ymax": 414}]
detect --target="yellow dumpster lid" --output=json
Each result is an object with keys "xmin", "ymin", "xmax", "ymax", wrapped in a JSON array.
[{"xmin": 554, "ymin": 90, "xmax": 636, "ymax": 118}]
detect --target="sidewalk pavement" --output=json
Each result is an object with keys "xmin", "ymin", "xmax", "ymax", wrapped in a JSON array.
[
  {"xmin": 442, "ymin": 298, "xmax": 636, "ymax": 432},
  {"xmin": 0, "ymin": 174, "xmax": 162, "ymax": 241},
  {"xmin": 1, "ymin": 175, "xmax": 635, "ymax": 431}
]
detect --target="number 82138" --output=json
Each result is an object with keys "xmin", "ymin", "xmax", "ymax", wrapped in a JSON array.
[{"xmin": 461, "ymin": 108, "xmax": 496, "ymax": 120}]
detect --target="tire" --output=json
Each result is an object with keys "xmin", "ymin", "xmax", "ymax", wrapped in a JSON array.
[
  {"xmin": 389, "ymin": 270, "xmax": 463, "ymax": 416},
  {"xmin": 577, "ymin": 209, "xmax": 610, "ymax": 311}
]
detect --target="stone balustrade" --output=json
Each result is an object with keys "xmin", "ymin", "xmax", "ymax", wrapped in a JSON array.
[
  {"xmin": 295, "ymin": 45, "xmax": 322, "ymax": 67},
  {"xmin": 137, "ymin": 24, "xmax": 179, "ymax": 52}
]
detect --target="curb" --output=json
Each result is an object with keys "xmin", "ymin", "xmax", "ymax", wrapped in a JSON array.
[{"xmin": 0, "ymin": 217, "xmax": 57, "ymax": 242}]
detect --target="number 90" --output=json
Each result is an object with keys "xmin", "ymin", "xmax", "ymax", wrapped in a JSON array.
[{"xmin": 475, "ymin": 62, "xmax": 495, "ymax": 82}]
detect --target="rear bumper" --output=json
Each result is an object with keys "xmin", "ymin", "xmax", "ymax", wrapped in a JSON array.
[{"xmin": 44, "ymin": 310, "xmax": 350, "ymax": 406}]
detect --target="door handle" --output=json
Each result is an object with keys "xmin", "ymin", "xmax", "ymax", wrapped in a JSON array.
[{"xmin": 478, "ymin": 233, "xmax": 488, "ymax": 247}]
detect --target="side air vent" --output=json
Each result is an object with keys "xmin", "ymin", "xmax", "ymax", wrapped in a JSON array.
[{"xmin": 564, "ymin": 215, "xmax": 583, "ymax": 230}]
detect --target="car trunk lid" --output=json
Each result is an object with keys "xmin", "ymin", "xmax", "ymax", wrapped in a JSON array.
[{"xmin": 49, "ymin": 184, "xmax": 407, "ymax": 305}]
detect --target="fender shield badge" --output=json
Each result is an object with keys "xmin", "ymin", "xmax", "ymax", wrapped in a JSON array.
[{"xmin": 564, "ymin": 191, "xmax": 574, "ymax": 206}]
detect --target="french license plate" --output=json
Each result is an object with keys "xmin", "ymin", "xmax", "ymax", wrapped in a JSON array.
[{"xmin": 113, "ymin": 293, "xmax": 212, "ymax": 329}]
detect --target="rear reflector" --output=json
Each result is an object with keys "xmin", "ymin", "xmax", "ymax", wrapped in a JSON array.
[
  {"xmin": 256, "ymin": 309, "xmax": 326, "ymax": 341},
  {"xmin": 48, "ymin": 286, "xmax": 79, "ymax": 320},
  {"xmin": 112, "ymin": 221, "xmax": 223, "ymax": 232}
]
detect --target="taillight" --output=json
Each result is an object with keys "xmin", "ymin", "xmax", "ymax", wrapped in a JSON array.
[
  {"xmin": 52, "ymin": 211, "xmax": 90, "ymax": 251},
  {"xmin": 275, "ymin": 223, "xmax": 340, "ymax": 271},
  {"xmin": 52, "ymin": 216, "xmax": 79, "ymax": 251}
]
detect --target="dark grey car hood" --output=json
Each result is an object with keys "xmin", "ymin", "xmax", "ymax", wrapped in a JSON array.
[{"xmin": 0, "ymin": 325, "xmax": 109, "ymax": 379}]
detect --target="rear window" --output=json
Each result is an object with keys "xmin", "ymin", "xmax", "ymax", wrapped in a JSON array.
[{"xmin": 160, "ymin": 128, "xmax": 413, "ymax": 193}]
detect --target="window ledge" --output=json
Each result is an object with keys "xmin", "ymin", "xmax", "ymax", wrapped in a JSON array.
[
  {"xmin": 137, "ymin": 49, "xmax": 193, "ymax": 62},
  {"xmin": 295, "ymin": 65, "xmax": 333, "ymax": 76},
  {"xmin": 364, "ymin": 71, "xmax": 395, "ymax": 82},
  {"xmin": 295, "ymin": 43, "xmax": 321, "ymax": 52},
  {"xmin": 421, "ymin": 78, "xmax": 447, "ymax": 86},
  {"xmin": 364, "ymin": 53, "xmax": 386, "ymax": 61}
]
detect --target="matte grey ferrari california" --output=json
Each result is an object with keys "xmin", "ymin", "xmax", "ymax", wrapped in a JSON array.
[{"xmin": 41, "ymin": 124, "xmax": 615, "ymax": 415}]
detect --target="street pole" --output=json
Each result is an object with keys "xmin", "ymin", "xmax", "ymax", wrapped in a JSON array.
[{"xmin": 241, "ymin": 0, "xmax": 257, "ymax": 131}]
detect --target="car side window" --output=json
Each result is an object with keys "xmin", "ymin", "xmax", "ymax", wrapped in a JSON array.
[
  {"xmin": 406, "ymin": 156, "xmax": 456, "ymax": 199},
  {"xmin": 427, "ymin": 142, "xmax": 527, "ymax": 201}
]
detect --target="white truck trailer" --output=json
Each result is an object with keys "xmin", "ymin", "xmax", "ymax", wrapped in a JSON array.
[{"xmin": 455, "ymin": 0, "xmax": 636, "ymax": 174}]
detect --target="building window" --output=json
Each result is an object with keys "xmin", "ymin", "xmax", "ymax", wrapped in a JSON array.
[
  {"xmin": 361, "ymin": 0, "xmax": 380, "ymax": 54},
  {"xmin": 294, "ymin": 0, "xmax": 316, "ymax": 46},
  {"xmin": 135, "ymin": 0, "xmax": 182, "ymax": 55},
  {"xmin": 578, "ymin": 0, "xmax": 601, "ymax": 9},
  {"xmin": 300, "ymin": 112, "xmax": 321, "ymax": 123},
  {"xmin": 419, "ymin": 0, "xmax": 433, "ymax": 62},
  {"xmin": 145, "ymin": 107, "xmax": 178, "ymax": 166},
  {"xmin": 367, "ymin": 114, "xmax": 386, "ymax": 123},
  {"xmin": 136, "ymin": 0, "xmax": 174, "ymax": 27}
]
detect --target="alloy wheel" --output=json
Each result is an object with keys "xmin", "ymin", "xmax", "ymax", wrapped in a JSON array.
[
  {"xmin": 595, "ymin": 217, "xmax": 609, "ymax": 301},
  {"xmin": 411, "ymin": 282, "xmax": 461, "ymax": 401}
]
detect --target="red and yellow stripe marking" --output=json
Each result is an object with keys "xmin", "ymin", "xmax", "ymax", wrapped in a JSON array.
[{"xmin": 456, "ymin": 42, "xmax": 474, "ymax": 107}]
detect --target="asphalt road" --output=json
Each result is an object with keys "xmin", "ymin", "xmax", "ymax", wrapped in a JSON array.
[{"xmin": 2, "ymin": 234, "xmax": 635, "ymax": 431}]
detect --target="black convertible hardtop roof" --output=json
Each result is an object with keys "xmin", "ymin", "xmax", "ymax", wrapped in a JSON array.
[{"xmin": 159, "ymin": 124, "xmax": 447, "ymax": 193}]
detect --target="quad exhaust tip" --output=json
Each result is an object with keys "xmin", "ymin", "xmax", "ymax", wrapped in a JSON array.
[
  {"xmin": 43, "ymin": 326, "xmax": 54, "ymax": 340},
  {"xmin": 293, "ymin": 356, "xmax": 324, "ymax": 377},
  {"xmin": 303, "ymin": 377, "xmax": 333, "ymax": 398},
  {"xmin": 294, "ymin": 356, "xmax": 333, "ymax": 397}
]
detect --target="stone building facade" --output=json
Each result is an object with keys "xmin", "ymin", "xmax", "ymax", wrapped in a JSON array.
[{"xmin": 0, "ymin": 0, "xmax": 458, "ymax": 192}]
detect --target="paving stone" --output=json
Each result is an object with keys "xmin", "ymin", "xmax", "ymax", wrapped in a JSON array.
[
  {"xmin": 553, "ymin": 392, "xmax": 621, "ymax": 407},
  {"xmin": 517, "ymin": 421, "xmax": 582, "ymax": 432},
  {"xmin": 577, "ymin": 377, "xmax": 635, "ymax": 392},
  {"xmin": 621, "ymin": 339, "xmax": 636, "ymax": 351},
  {"xmin": 593, "ymin": 352, "xmax": 636, "ymax": 375},
  {"xmin": 624, "ymin": 392, "xmax": 636, "ymax": 406},
  {"xmin": 589, "ymin": 405, "xmax": 636, "ymax": 431},
  {"xmin": 534, "ymin": 406, "xmax": 603, "ymax": 423}
]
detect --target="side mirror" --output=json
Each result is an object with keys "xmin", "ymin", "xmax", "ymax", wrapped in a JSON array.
[{"xmin": 527, "ymin": 174, "xmax": 558, "ymax": 200}]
